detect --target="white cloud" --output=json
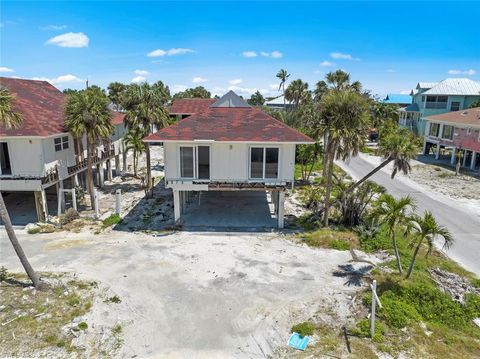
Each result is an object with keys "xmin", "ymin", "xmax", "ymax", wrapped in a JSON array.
[
  {"xmin": 447, "ymin": 69, "xmax": 476, "ymax": 76},
  {"xmin": 0, "ymin": 67, "xmax": 14, "ymax": 73},
  {"xmin": 228, "ymin": 85, "xmax": 268, "ymax": 96},
  {"xmin": 229, "ymin": 78, "xmax": 243, "ymax": 85},
  {"xmin": 41, "ymin": 24, "xmax": 67, "ymax": 31},
  {"xmin": 330, "ymin": 52, "xmax": 359, "ymax": 61},
  {"xmin": 260, "ymin": 51, "xmax": 283, "ymax": 58},
  {"xmin": 134, "ymin": 69, "xmax": 150, "ymax": 76},
  {"xmin": 172, "ymin": 84, "xmax": 188, "ymax": 93},
  {"xmin": 131, "ymin": 76, "xmax": 146, "ymax": 83},
  {"xmin": 46, "ymin": 32, "xmax": 89, "ymax": 48},
  {"xmin": 269, "ymin": 83, "xmax": 279, "ymax": 90},
  {"xmin": 192, "ymin": 77, "xmax": 208, "ymax": 84},
  {"xmin": 32, "ymin": 74, "xmax": 83, "ymax": 84},
  {"xmin": 320, "ymin": 61, "xmax": 336, "ymax": 67},
  {"xmin": 147, "ymin": 48, "xmax": 195, "ymax": 57},
  {"xmin": 242, "ymin": 51, "xmax": 257, "ymax": 58},
  {"xmin": 386, "ymin": 69, "xmax": 396, "ymax": 73},
  {"xmin": 400, "ymin": 90, "xmax": 411, "ymax": 95}
]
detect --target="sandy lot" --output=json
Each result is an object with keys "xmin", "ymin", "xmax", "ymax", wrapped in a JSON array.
[{"xmin": 0, "ymin": 229, "xmax": 377, "ymax": 358}]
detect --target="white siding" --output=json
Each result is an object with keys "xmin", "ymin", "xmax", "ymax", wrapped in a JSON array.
[
  {"xmin": 164, "ymin": 141, "xmax": 296, "ymax": 182},
  {"xmin": 1, "ymin": 138, "xmax": 44, "ymax": 176}
]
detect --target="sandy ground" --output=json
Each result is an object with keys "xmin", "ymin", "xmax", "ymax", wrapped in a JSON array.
[{"xmin": 0, "ymin": 229, "xmax": 381, "ymax": 358}]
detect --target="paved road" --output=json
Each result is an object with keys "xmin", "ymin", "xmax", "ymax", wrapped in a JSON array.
[{"xmin": 337, "ymin": 155, "xmax": 480, "ymax": 277}]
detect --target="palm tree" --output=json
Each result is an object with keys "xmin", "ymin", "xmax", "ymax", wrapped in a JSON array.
[
  {"xmin": 314, "ymin": 80, "xmax": 328, "ymax": 102},
  {"xmin": 318, "ymin": 90, "xmax": 369, "ymax": 226},
  {"xmin": 0, "ymin": 87, "xmax": 42, "ymax": 289},
  {"xmin": 347, "ymin": 127, "xmax": 419, "ymax": 193},
  {"xmin": 370, "ymin": 194, "xmax": 416, "ymax": 273},
  {"xmin": 123, "ymin": 127, "xmax": 146, "ymax": 177},
  {"xmin": 64, "ymin": 86, "xmax": 114, "ymax": 211},
  {"xmin": 276, "ymin": 69, "xmax": 290, "ymax": 109},
  {"xmin": 285, "ymin": 79, "xmax": 309, "ymax": 109},
  {"xmin": 325, "ymin": 70, "xmax": 351, "ymax": 90},
  {"xmin": 406, "ymin": 211, "xmax": 453, "ymax": 279}
]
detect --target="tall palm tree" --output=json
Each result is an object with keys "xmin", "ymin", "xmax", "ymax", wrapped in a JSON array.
[
  {"xmin": 285, "ymin": 79, "xmax": 309, "ymax": 109},
  {"xmin": 370, "ymin": 194, "xmax": 416, "ymax": 273},
  {"xmin": 0, "ymin": 87, "xmax": 42, "ymax": 289},
  {"xmin": 121, "ymin": 81, "xmax": 170, "ymax": 188},
  {"xmin": 406, "ymin": 211, "xmax": 453, "ymax": 279},
  {"xmin": 314, "ymin": 80, "xmax": 328, "ymax": 102},
  {"xmin": 347, "ymin": 127, "xmax": 419, "ymax": 193},
  {"xmin": 318, "ymin": 90, "xmax": 369, "ymax": 226},
  {"xmin": 123, "ymin": 127, "xmax": 146, "ymax": 177},
  {"xmin": 325, "ymin": 70, "xmax": 351, "ymax": 90},
  {"xmin": 276, "ymin": 69, "xmax": 290, "ymax": 110},
  {"xmin": 64, "ymin": 86, "xmax": 114, "ymax": 211}
]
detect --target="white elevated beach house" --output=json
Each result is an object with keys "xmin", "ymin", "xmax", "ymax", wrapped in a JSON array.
[
  {"xmin": 0, "ymin": 77, "xmax": 126, "ymax": 222},
  {"xmin": 144, "ymin": 91, "xmax": 314, "ymax": 228}
]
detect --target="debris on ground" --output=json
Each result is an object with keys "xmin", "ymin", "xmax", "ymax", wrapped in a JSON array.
[{"xmin": 428, "ymin": 267, "xmax": 480, "ymax": 304}]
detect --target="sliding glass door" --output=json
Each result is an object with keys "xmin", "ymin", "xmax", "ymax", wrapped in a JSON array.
[{"xmin": 179, "ymin": 145, "xmax": 210, "ymax": 179}]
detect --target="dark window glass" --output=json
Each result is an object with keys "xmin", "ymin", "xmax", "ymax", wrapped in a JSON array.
[
  {"xmin": 450, "ymin": 102, "xmax": 460, "ymax": 111},
  {"xmin": 197, "ymin": 146, "xmax": 210, "ymax": 179},
  {"xmin": 250, "ymin": 147, "xmax": 264, "ymax": 178},
  {"xmin": 180, "ymin": 147, "xmax": 194, "ymax": 178},
  {"xmin": 265, "ymin": 148, "xmax": 279, "ymax": 178}
]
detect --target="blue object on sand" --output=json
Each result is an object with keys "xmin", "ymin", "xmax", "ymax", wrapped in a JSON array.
[{"xmin": 288, "ymin": 332, "xmax": 310, "ymax": 350}]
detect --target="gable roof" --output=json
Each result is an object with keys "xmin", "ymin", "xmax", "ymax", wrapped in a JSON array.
[
  {"xmin": 382, "ymin": 94, "xmax": 412, "ymax": 104},
  {"xmin": 421, "ymin": 78, "xmax": 480, "ymax": 96},
  {"xmin": 426, "ymin": 107, "xmax": 480, "ymax": 128},
  {"xmin": 210, "ymin": 90, "xmax": 250, "ymax": 108},
  {"xmin": 0, "ymin": 77, "xmax": 125, "ymax": 137},
  {"xmin": 169, "ymin": 98, "xmax": 216, "ymax": 115},
  {"xmin": 0, "ymin": 77, "xmax": 66, "ymax": 136},
  {"xmin": 144, "ymin": 106, "xmax": 313, "ymax": 143},
  {"xmin": 416, "ymin": 82, "xmax": 438, "ymax": 90}
]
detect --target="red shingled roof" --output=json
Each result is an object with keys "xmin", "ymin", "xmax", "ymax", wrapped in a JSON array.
[
  {"xmin": 169, "ymin": 98, "xmax": 216, "ymax": 115},
  {"xmin": 144, "ymin": 107, "xmax": 314, "ymax": 143},
  {"xmin": 0, "ymin": 77, "xmax": 125, "ymax": 137}
]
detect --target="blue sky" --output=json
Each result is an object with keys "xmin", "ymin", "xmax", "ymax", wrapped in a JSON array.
[{"xmin": 1, "ymin": 1, "xmax": 479, "ymax": 98}]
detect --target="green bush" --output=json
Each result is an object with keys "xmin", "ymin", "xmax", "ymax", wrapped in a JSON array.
[
  {"xmin": 358, "ymin": 225, "xmax": 392, "ymax": 252},
  {"xmin": 329, "ymin": 239, "xmax": 350, "ymax": 251},
  {"xmin": 78, "ymin": 322, "xmax": 88, "ymax": 331},
  {"xmin": 102, "ymin": 213, "xmax": 122, "ymax": 227},
  {"xmin": 59, "ymin": 208, "xmax": 79, "ymax": 225},
  {"xmin": 0, "ymin": 266, "xmax": 9, "ymax": 282},
  {"xmin": 380, "ymin": 292, "xmax": 422, "ymax": 328},
  {"xmin": 291, "ymin": 321, "xmax": 315, "ymax": 337},
  {"xmin": 350, "ymin": 318, "xmax": 385, "ymax": 342}
]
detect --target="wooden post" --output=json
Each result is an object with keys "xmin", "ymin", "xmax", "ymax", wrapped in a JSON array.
[
  {"xmin": 34, "ymin": 191, "xmax": 46, "ymax": 222},
  {"xmin": 115, "ymin": 189, "xmax": 121, "ymax": 214},
  {"xmin": 173, "ymin": 190, "xmax": 180, "ymax": 222},
  {"xmin": 145, "ymin": 142, "xmax": 152, "ymax": 191},
  {"xmin": 370, "ymin": 279, "xmax": 377, "ymax": 338},
  {"xmin": 106, "ymin": 159, "xmax": 113, "ymax": 181},
  {"xmin": 278, "ymin": 191, "xmax": 285, "ymax": 229}
]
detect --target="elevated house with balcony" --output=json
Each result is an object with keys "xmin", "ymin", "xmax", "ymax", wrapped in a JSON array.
[
  {"xmin": 423, "ymin": 107, "xmax": 480, "ymax": 172},
  {"xmin": 145, "ymin": 91, "xmax": 313, "ymax": 228},
  {"xmin": 0, "ymin": 77, "xmax": 126, "ymax": 222},
  {"xmin": 398, "ymin": 78, "xmax": 480, "ymax": 136}
]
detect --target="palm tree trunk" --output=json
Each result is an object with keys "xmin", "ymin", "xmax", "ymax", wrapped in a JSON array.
[
  {"xmin": 145, "ymin": 143, "xmax": 152, "ymax": 191},
  {"xmin": 86, "ymin": 137, "xmax": 95, "ymax": 210},
  {"xmin": 283, "ymin": 83, "xmax": 286, "ymax": 110},
  {"xmin": 133, "ymin": 151, "xmax": 138, "ymax": 177},
  {"xmin": 323, "ymin": 143, "xmax": 336, "ymax": 227},
  {"xmin": 406, "ymin": 240, "xmax": 422, "ymax": 279},
  {"xmin": 322, "ymin": 131, "xmax": 329, "ymax": 178},
  {"xmin": 392, "ymin": 230, "xmax": 403, "ymax": 273},
  {"xmin": 346, "ymin": 157, "xmax": 392, "ymax": 193},
  {"xmin": 0, "ymin": 192, "xmax": 41, "ymax": 288}
]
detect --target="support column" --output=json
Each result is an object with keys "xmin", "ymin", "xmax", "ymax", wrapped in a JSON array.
[
  {"xmin": 115, "ymin": 155, "xmax": 120, "ymax": 176},
  {"xmin": 122, "ymin": 145, "xmax": 127, "ymax": 173},
  {"xmin": 277, "ymin": 191, "xmax": 285, "ymax": 229},
  {"xmin": 462, "ymin": 150, "xmax": 468, "ymax": 167},
  {"xmin": 470, "ymin": 151, "xmax": 477, "ymax": 170},
  {"xmin": 57, "ymin": 180, "xmax": 65, "ymax": 216},
  {"xmin": 73, "ymin": 173, "xmax": 79, "ymax": 187},
  {"xmin": 106, "ymin": 159, "xmax": 113, "ymax": 181},
  {"xmin": 435, "ymin": 144, "xmax": 441, "ymax": 160},
  {"xmin": 422, "ymin": 140, "xmax": 428, "ymax": 156},
  {"xmin": 145, "ymin": 143, "xmax": 152, "ymax": 190},
  {"xmin": 450, "ymin": 147, "xmax": 456, "ymax": 165},
  {"xmin": 34, "ymin": 191, "xmax": 47, "ymax": 222},
  {"xmin": 97, "ymin": 163, "xmax": 105, "ymax": 187},
  {"xmin": 173, "ymin": 190, "xmax": 181, "ymax": 223}
]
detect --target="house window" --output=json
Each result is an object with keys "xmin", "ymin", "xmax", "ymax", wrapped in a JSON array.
[
  {"xmin": 429, "ymin": 123, "xmax": 440, "ymax": 137},
  {"xmin": 425, "ymin": 96, "xmax": 448, "ymax": 109},
  {"xmin": 179, "ymin": 145, "xmax": 210, "ymax": 179},
  {"xmin": 450, "ymin": 101, "xmax": 460, "ymax": 111},
  {"xmin": 54, "ymin": 136, "xmax": 69, "ymax": 152},
  {"xmin": 180, "ymin": 147, "xmax": 194, "ymax": 178},
  {"xmin": 250, "ymin": 147, "xmax": 279, "ymax": 179},
  {"xmin": 467, "ymin": 128, "xmax": 472, "ymax": 135},
  {"xmin": 442, "ymin": 125, "xmax": 454, "ymax": 140}
]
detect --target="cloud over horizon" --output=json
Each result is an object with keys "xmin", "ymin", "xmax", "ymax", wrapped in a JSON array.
[
  {"xmin": 147, "ymin": 48, "xmax": 195, "ymax": 57},
  {"xmin": 46, "ymin": 32, "xmax": 89, "ymax": 48}
]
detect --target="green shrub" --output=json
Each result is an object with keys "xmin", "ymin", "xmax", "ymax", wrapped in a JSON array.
[
  {"xmin": 358, "ymin": 225, "xmax": 392, "ymax": 252},
  {"xmin": 59, "ymin": 208, "xmax": 79, "ymax": 225},
  {"xmin": 0, "ymin": 266, "xmax": 9, "ymax": 282},
  {"xmin": 380, "ymin": 292, "xmax": 422, "ymax": 328},
  {"xmin": 78, "ymin": 322, "xmax": 88, "ymax": 331},
  {"xmin": 350, "ymin": 318, "xmax": 385, "ymax": 342},
  {"xmin": 102, "ymin": 213, "xmax": 122, "ymax": 227},
  {"xmin": 104, "ymin": 295, "xmax": 122, "ymax": 304},
  {"xmin": 465, "ymin": 293, "xmax": 480, "ymax": 319},
  {"xmin": 291, "ymin": 321, "xmax": 315, "ymax": 337},
  {"xmin": 329, "ymin": 239, "xmax": 350, "ymax": 251}
]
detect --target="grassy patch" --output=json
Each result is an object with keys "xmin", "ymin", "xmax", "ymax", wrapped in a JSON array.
[
  {"xmin": 102, "ymin": 213, "xmax": 123, "ymax": 227},
  {"xmin": 299, "ymin": 228, "xmax": 359, "ymax": 250},
  {"xmin": 104, "ymin": 295, "xmax": 122, "ymax": 304},
  {"xmin": 291, "ymin": 321, "xmax": 315, "ymax": 337},
  {"xmin": 0, "ymin": 273, "xmax": 95, "ymax": 358},
  {"xmin": 27, "ymin": 227, "xmax": 41, "ymax": 234}
]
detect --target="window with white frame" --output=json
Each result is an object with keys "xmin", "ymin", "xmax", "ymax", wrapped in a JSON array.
[
  {"xmin": 250, "ymin": 147, "xmax": 279, "ymax": 179},
  {"xmin": 441, "ymin": 125, "xmax": 454, "ymax": 140},
  {"xmin": 429, "ymin": 123, "xmax": 440, "ymax": 137},
  {"xmin": 54, "ymin": 136, "xmax": 69, "ymax": 152},
  {"xmin": 179, "ymin": 145, "xmax": 210, "ymax": 179}
]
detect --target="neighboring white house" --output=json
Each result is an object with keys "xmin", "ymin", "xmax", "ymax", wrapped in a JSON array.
[
  {"xmin": 0, "ymin": 77, "xmax": 126, "ymax": 222},
  {"xmin": 144, "ymin": 91, "xmax": 313, "ymax": 228}
]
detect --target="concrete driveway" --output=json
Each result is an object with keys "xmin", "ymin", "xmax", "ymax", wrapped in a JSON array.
[{"xmin": 0, "ymin": 229, "xmax": 366, "ymax": 358}]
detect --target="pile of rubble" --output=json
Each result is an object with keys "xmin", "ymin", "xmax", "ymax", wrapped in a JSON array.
[{"xmin": 428, "ymin": 267, "xmax": 480, "ymax": 304}]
